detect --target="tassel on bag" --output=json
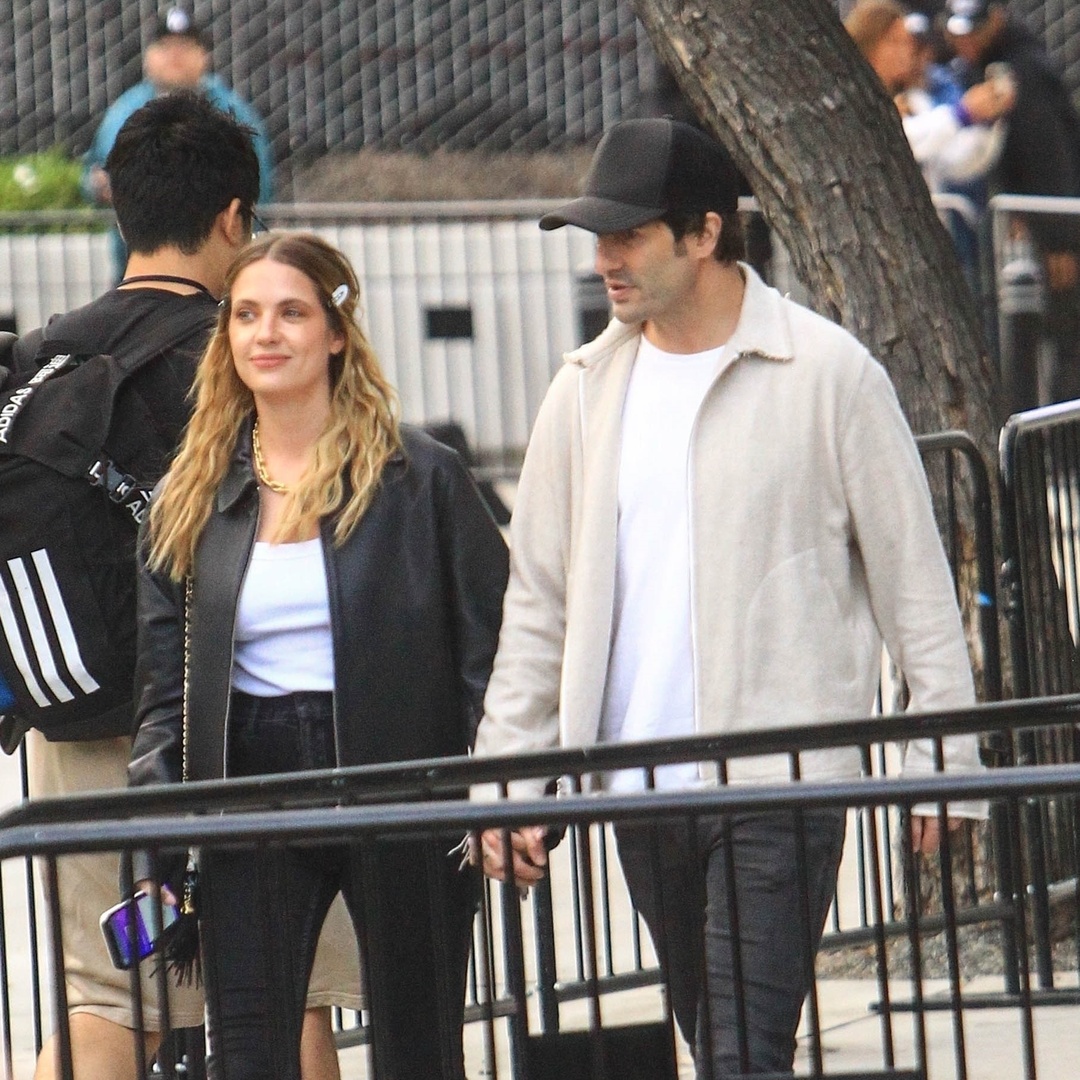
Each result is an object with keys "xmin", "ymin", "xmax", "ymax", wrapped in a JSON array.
[{"xmin": 163, "ymin": 849, "xmax": 201, "ymax": 986}]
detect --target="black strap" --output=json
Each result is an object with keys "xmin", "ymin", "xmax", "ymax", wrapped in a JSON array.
[
  {"xmin": 5, "ymin": 294, "xmax": 215, "ymax": 508},
  {"xmin": 79, "ymin": 293, "xmax": 216, "ymax": 521},
  {"xmin": 0, "ymin": 352, "xmax": 153, "ymax": 527},
  {"xmin": 0, "ymin": 352, "xmax": 81, "ymax": 441},
  {"xmin": 86, "ymin": 456, "xmax": 154, "ymax": 524},
  {"xmin": 116, "ymin": 275, "xmax": 215, "ymax": 299}
]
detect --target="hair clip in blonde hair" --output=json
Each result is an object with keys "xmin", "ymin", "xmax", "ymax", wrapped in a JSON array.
[{"xmin": 330, "ymin": 284, "xmax": 349, "ymax": 308}]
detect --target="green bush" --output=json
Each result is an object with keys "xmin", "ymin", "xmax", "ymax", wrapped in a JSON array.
[{"xmin": 0, "ymin": 150, "xmax": 87, "ymax": 212}]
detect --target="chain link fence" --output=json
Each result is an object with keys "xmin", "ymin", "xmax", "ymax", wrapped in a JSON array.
[
  {"xmin": 0, "ymin": 0, "xmax": 654, "ymax": 189},
  {"xmin": 3, "ymin": 2, "xmax": 1075, "ymax": 189}
]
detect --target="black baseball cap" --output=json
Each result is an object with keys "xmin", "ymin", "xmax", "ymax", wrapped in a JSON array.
[
  {"xmin": 152, "ymin": 7, "xmax": 208, "ymax": 47},
  {"xmin": 538, "ymin": 118, "xmax": 742, "ymax": 233},
  {"xmin": 945, "ymin": 0, "xmax": 993, "ymax": 36}
]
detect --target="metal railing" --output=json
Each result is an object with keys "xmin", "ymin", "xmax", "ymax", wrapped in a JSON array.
[
  {"xmin": 3, "ymin": 698, "xmax": 1080, "ymax": 1079},
  {"xmin": 914, "ymin": 430, "xmax": 1002, "ymax": 702},
  {"xmin": 989, "ymin": 194, "xmax": 1080, "ymax": 419},
  {"xmin": 998, "ymin": 399, "xmax": 1080, "ymax": 993},
  {"xmin": 999, "ymin": 395, "xmax": 1080, "ymax": 701},
  {"xmin": 5, "ymin": 199, "xmax": 1080, "ymax": 1077}
]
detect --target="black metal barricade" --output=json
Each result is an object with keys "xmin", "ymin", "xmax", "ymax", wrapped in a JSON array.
[
  {"xmin": 0, "ymin": 424, "xmax": 1031, "ymax": 1080},
  {"xmin": 999, "ymin": 400, "xmax": 1080, "ymax": 994},
  {"xmin": 1000, "ymin": 400, "xmax": 1080, "ymax": 703},
  {"xmin": 4, "ymin": 698, "xmax": 1080, "ymax": 1079},
  {"xmin": 914, "ymin": 429, "xmax": 1003, "ymax": 704},
  {"xmin": 990, "ymin": 195, "xmax": 1080, "ymax": 418}
]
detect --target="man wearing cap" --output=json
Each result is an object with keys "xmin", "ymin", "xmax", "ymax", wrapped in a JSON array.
[
  {"xmin": 82, "ymin": 6, "xmax": 274, "ymax": 282},
  {"xmin": 946, "ymin": 0, "xmax": 1080, "ymax": 409},
  {"xmin": 472, "ymin": 118, "xmax": 982, "ymax": 1076}
]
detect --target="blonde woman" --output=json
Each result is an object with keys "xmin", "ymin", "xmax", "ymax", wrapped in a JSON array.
[{"xmin": 128, "ymin": 233, "xmax": 508, "ymax": 1079}]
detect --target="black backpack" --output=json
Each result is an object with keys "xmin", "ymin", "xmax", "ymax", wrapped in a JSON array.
[{"xmin": 0, "ymin": 299, "xmax": 210, "ymax": 749}]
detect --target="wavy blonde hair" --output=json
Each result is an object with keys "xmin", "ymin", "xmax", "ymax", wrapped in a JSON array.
[{"xmin": 147, "ymin": 232, "xmax": 401, "ymax": 580}]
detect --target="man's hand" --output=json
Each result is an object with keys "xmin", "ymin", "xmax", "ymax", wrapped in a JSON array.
[
  {"xmin": 476, "ymin": 826, "xmax": 549, "ymax": 888},
  {"xmin": 910, "ymin": 814, "xmax": 965, "ymax": 856},
  {"xmin": 87, "ymin": 166, "xmax": 112, "ymax": 206}
]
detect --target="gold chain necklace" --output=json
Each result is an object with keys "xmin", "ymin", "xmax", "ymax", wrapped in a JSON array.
[{"xmin": 251, "ymin": 420, "xmax": 291, "ymax": 495}]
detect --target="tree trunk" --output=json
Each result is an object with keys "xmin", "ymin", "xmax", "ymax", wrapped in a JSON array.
[{"xmin": 630, "ymin": 0, "xmax": 1002, "ymax": 462}]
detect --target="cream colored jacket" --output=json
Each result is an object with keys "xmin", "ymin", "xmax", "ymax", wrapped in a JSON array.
[{"xmin": 474, "ymin": 265, "xmax": 980, "ymax": 794}]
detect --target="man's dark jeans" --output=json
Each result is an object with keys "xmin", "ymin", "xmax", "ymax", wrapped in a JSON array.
[{"xmin": 615, "ymin": 808, "xmax": 847, "ymax": 1079}]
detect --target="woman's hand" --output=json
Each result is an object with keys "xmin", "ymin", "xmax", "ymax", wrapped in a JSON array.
[{"xmin": 135, "ymin": 878, "xmax": 178, "ymax": 906}]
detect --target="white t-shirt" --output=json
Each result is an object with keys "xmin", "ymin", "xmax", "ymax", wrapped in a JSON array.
[
  {"xmin": 598, "ymin": 336, "xmax": 725, "ymax": 792},
  {"xmin": 232, "ymin": 537, "xmax": 335, "ymax": 696}
]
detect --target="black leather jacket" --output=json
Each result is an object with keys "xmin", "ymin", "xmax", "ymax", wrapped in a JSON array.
[{"xmin": 128, "ymin": 424, "xmax": 509, "ymax": 789}]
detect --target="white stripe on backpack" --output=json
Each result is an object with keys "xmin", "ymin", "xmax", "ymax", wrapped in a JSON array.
[
  {"xmin": 0, "ymin": 549, "xmax": 101, "ymax": 708},
  {"xmin": 0, "ymin": 574, "xmax": 51, "ymax": 708},
  {"xmin": 32, "ymin": 550, "xmax": 101, "ymax": 695}
]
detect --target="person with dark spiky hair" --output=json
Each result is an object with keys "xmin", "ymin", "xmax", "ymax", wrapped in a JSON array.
[{"xmin": 81, "ymin": 6, "xmax": 274, "ymax": 284}]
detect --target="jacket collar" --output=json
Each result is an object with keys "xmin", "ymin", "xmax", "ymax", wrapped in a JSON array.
[
  {"xmin": 565, "ymin": 262, "xmax": 795, "ymax": 369},
  {"xmin": 217, "ymin": 414, "xmax": 258, "ymax": 512},
  {"xmin": 725, "ymin": 262, "xmax": 796, "ymax": 364}
]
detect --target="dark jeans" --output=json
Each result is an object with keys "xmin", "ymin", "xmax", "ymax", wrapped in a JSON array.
[
  {"xmin": 1044, "ymin": 281, "xmax": 1080, "ymax": 406},
  {"xmin": 200, "ymin": 691, "xmax": 478, "ymax": 1080},
  {"xmin": 615, "ymin": 809, "xmax": 847, "ymax": 1079}
]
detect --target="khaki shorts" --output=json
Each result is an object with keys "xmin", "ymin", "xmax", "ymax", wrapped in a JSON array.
[{"xmin": 26, "ymin": 731, "xmax": 364, "ymax": 1031}]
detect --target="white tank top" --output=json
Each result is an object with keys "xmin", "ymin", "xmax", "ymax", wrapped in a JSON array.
[{"xmin": 232, "ymin": 537, "xmax": 334, "ymax": 696}]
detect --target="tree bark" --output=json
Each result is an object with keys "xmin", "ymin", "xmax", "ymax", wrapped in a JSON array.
[{"xmin": 630, "ymin": 0, "xmax": 1002, "ymax": 461}]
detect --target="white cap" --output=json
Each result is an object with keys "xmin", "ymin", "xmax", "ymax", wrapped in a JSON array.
[{"xmin": 945, "ymin": 0, "xmax": 992, "ymax": 37}]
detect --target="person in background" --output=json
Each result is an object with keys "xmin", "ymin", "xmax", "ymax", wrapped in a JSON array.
[
  {"xmin": 904, "ymin": 9, "xmax": 1000, "ymax": 293},
  {"xmin": 82, "ymin": 6, "xmax": 274, "ymax": 283},
  {"xmin": 845, "ymin": 0, "xmax": 1014, "ymax": 296},
  {"xmin": 471, "ymin": 118, "xmax": 984, "ymax": 1079},
  {"xmin": 845, "ymin": 0, "xmax": 1013, "ymax": 200},
  {"xmin": 128, "ymin": 233, "xmax": 508, "ymax": 1079},
  {"xmin": 946, "ymin": 0, "xmax": 1080, "ymax": 408}
]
